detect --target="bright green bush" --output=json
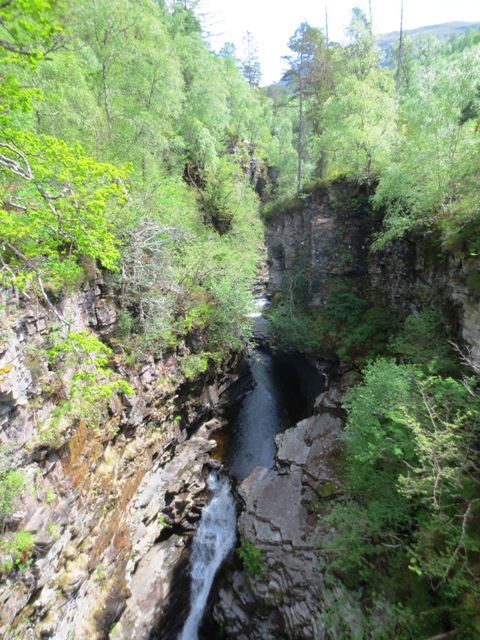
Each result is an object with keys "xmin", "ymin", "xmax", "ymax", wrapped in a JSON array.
[
  {"xmin": 237, "ymin": 537, "xmax": 263, "ymax": 579},
  {"xmin": 322, "ymin": 357, "xmax": 480, "ymax": 636},
  {"xmin": 0, "ymin": 531, "xmax": 34, "ymax": 573},
  {"xmin": 0, "ymin": 470, "xmax": 25, "ymax": 524}
]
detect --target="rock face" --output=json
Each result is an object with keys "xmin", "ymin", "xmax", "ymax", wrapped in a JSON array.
[
  {"xmin": 213, "ymin": 395, "xmax": 360, "ymax": 640},
  {"xmin": 0, "ymin": 281, "xmax": 244, "ymax": 639},
  {"xmin": 267, "ymin": 183, "xmax": 371, "ymax": 307},
  {"xmin": 266, "ymin": 181, "xmax": 480, "ymax": 372},
  {"xmin": 369, "ymin": 238, "xmax": 480, "ymax": 373}
]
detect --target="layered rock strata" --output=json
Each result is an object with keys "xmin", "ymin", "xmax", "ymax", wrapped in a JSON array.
[
  {"xmin": 0, "ymin": 281, "xmax": 242, "ymax": 639},
  {"xmin": 266, "ymin": 182, "xmax": 480, "ymax": 371}
]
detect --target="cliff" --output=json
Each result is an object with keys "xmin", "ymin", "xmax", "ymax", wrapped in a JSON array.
[
  {"xmin": 266, "ymin": 180, "xmax": 480, "ymax": 370},
  {"xmin": 0, "ymin": 280, "xmax": 243, "ymax": 639},
  {"xmin": 209, "ymin": 181, "xmax": 480, "ymax": 639}
]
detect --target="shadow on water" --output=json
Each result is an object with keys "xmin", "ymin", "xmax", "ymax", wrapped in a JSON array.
[{"xmin": 221, "ymin": 349, "xmax": 325, "ymax": 483}]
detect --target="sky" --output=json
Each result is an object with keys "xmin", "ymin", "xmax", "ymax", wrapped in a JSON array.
[{"xmin": 200, "ymin": 0, "xmax": 479, "ymax": 85}]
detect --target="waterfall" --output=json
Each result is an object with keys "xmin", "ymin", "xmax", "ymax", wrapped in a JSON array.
[{"xmin": 178, "ymin": 473, "xmax": 236, "ymax": 640}]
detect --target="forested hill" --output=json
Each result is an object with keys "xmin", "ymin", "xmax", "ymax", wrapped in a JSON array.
[{"xmin": 378, "ymin": 20, "xmax": 480, "ymax": 60}]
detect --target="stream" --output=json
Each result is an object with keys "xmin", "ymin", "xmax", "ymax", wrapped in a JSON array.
[
  {"xmin": 227, "ymin": 350, "xmax": 290, "ymax": 482},
  {"xmin": 175, "ymin": 349, "xmax": 325, "ymax": 640}
]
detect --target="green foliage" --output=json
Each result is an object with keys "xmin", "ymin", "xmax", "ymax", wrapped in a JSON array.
[
  {"xmin": 0, "ymin": 470, "xmax": 25, "ymax": 526},
  {"xmin": 322, "ymin": 356, "xmax": 480, "ymax": 636},
  {"xmin": 0, "ymin": 531, "xmax": 34, "ymax": 573},
  {"xmin": 0, "ymin": 0, "xmax": 62, "ymax": 118},
  {"xmin": 389, "ymin": 310, "xmax": 458, "ymax": 375},
  {"xmin": 269, "ymin": 283, "xmax": 397, "ymax": 363},
  {"xmin": 372, "ymin": 41, "xmax": 480, "ymax": 249},
  {"xmin": 0, "ymin": 0, "xmax": 61, "ymax": 63},
  {"xmin": 343, "ymin": 359, "xmax": 417, "ymax": 478},
  {"xmin": 46, "ymin": 331, "xmax": 133, "ymax": 429},
  {"xmin": 179, "ymin": 353, "xmax": 210, "ymax": 379},
  {"xmin": 318, "ymin": 70, "xmax": 397, "ymax": 184},
  {"xmin": 274, "ymin": 17, "xmax": 480, "ymax": 249},
  {"xmin": 316, "ymin": 586, "xmax": 415, "ymax": 640},
  {"xmin": 0, "ymin": 131, "xmax": 129, "ymax": 291},
  {"xmin": 466, "ymin": 270, "xmax": 480, "ymax": 295},
  {"xmin": 345, "ymin": 8, "xmax": 380, "ymax": 79},
  {"xmin": 237, "ymin": 537, "xmax": 263, "ymax": 579},
  {"xmin": 200, "ymin": 157, "xmax": 238, "ymax": 233},
  {"xmin": 314, "ymin": 284, "xmax": 397, "ymax": 361},
  {"xmin": 1, "ymin": 0, "xmax": 270, "ymax": 358},
  {"xmin": 262, "ymin": 193, "xmax": 305, "ymax": 220},
  {"xmin": 268, "ymin": 302, "xmax": 320, "ymax": 353}
]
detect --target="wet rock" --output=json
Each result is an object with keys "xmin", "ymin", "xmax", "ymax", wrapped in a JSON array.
[
  {"xmin": 340, "ymin": 370, "xmax": 363, "ymax": 389},
  {"xmin": 239, "ymin": 466, "xmax": 307, "ymax": 546},
  {"xmin": 252, "ymin": 316, "xmax": 272, "ymax": 349}
]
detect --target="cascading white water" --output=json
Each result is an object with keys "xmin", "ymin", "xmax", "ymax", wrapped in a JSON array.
[{"xmin": 178, "ymin": 473, "xmax": 236, "ymax": 640}]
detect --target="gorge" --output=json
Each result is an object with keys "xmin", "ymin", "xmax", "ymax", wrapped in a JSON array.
[
  {"xmin": 3, "ymin": 177, "xmax": 479, "ymax": 638},
  {"xmin": 1, "ymin": 2, "xmax": 480, "ymax": 638}
]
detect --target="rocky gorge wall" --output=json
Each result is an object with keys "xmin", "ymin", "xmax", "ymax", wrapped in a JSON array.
[
  {"xmin": 212, "ymin": 377, "xmax": 364, "ymax": 640},
  {"xmin": 266, "ymin": 181, "xmax": 480, "ymax": 370},
  {"xmin": 0, "ymin": 280, "xmax": 246, "ymax": 639}
]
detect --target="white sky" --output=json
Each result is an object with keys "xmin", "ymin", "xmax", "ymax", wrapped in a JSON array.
[{"xmin": 201, "ymin": 0, "xmax": 479, "ymax": 84}]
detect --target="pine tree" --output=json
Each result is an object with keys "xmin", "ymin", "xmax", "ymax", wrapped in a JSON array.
[{"xmin": 240, "ymin": 31, "xmax": 261, "ymax": 87}]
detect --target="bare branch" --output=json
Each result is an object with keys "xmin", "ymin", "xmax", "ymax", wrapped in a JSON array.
[
  {"xmin": 0, "ymin": 143, "xmax": 33, "ymax": 180},
  {"xmin": 0, "ymin": 37, "xmax": 34, "ymax": 56},
  {"xmin": 426, "ymin": 631, "xmax": 460, "ymax": 640},
  {"xmin": 439, "ymin": 499, "xmax": 480, "ymax": 586},
  {"xmin": 2, "ymin": 242, "xmax": 71, "ymax": 329},
  {"xmin": 448, "ymin": 340, "xmax": 480, "ymax": 378}
]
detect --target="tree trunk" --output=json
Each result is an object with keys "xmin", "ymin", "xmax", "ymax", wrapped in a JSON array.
[{"xmin": 296, "ymin": 53, "xmax": 304, "ymax": 195}]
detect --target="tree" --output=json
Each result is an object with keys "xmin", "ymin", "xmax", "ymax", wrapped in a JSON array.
[
  {"xmin": 372, "ymin": 40, "xmax": 480, "ymax": 249},
  {"xmin": 71, "ymin": 0, "xmax": 184, "ymax": 177},
  {"xmin": 345, "ymin": 7, "xmax": 378, "ymax": 79},
  {"xmin": 286, "ymin": 22, "xmax": 323, "ymax": 193},
  {"xmin": 323, "ymin": 352, "xmax": 480, "ymax": 634},
  {"xmin": 240, "ymin": 31, "xmax": 261, "ymax": 87},
  {"xmin": 0, "ymin": 0, "xmax": 62, "ymax": 121},
  {"xmin": 0, "ymin": 131, "xmax": 128, "ymax": 293},
  {"xmin": 319, "ymin": 69, "xmax": 397, "ymax": 184},
  {"xmin": 396, "ymin": 0, "xmax": 404, "ymax": 94}
]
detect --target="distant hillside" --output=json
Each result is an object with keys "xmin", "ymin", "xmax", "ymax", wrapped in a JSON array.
[{"xmin": 377, "ymin": 21, "xmax": 480, "ymax": 61}]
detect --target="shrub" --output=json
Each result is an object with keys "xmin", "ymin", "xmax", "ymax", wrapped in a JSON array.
[
  {"xmin": 389, "ymin": 309, "xmax": 458, "ymax": 375},
  {"xmin": 0, "ymin": 470, "xmax": 25, "ymax": 525},
  {"xmin": 237, "ymin": 537, "xmax": 263, "ymax": 579},
  {"xmin": 0, "ymin": 531, "xmax": 34, "ymax": 573}
]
